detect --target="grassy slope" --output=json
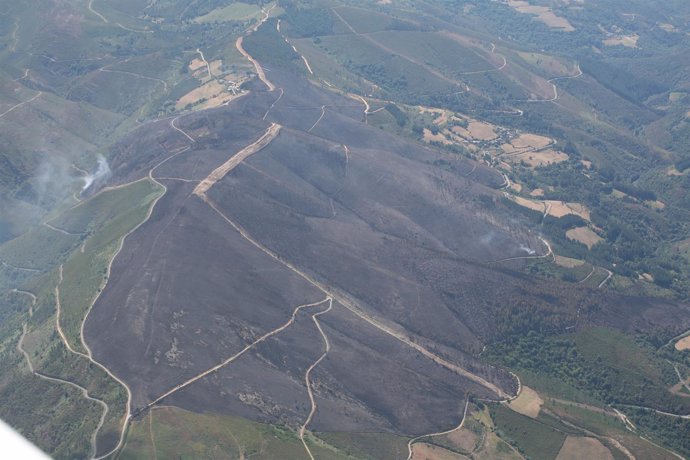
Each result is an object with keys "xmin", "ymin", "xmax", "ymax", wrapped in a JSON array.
[
  {"xmin": 119, "ymin": 406, "xmax": 373, "ymax": 460},
  {"xmin": 53, "ymin": 179, "xmax": 163, "ymax": 354},
  {"xmin": 0, "ymin": 179, "xmax": 162, "ymax": 458}
]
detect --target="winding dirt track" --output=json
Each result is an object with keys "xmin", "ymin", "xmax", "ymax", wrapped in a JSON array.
[
  {"xmin": 614, "ymin": 408, "xmax": 684, "ymax": 460},
  {"xmin": 143, "ymin": 297, "xmax": 332, "ymax": 410},
  {"xmin": 87, "ymin": 0, "xmax": 109, "ymax": 23},
  {"xmin": 598, "ymin": 268, "xmax": 613, "ymax": 288},
  {"xmin": 43, "ymin": 222, "xmax": 84, "ymax": 236},
  {"xmin": 195, "ymin": 48, "xmax": 212, "ymax": 79},
  {"xmin": 263, "ymin": 88, "xmax": 283, "ymax": 120},
  {"xmin": 406, "ymin": 397, "xmax": 470, "ymax": 460},
  {"xmin": 16, "ymin": 286, "xmax": 109, "ymax": 460},
  {"xmin": 493, "ymin": 236, "xmax": 554, "ymax": 263},
  {"xmin": 170, "ymin": 116, "xmax": 196, "ymax": 142},
  {"xmin": 578, "ymin": 265, "xmax": 596, "ymax": 284},
  {"xmin": 201, "ymin": 197, "xmax": 513, "ymax": 400},
  {"xmin": 521, "ymin": 64, "xmax": 582, "ymax": 103},
  {"xmin": 236, "ymin": 36, "xmax": 275, "ymax": 91},
  {"xmin": 307, "ymin": 106, "xmax": 326, "ymax": 132},
  {"xmin": 299, "ymin": 299, "xmax": 333, "ymax": 460},
  {"xmin": 331, "ymin": 8, "xmax": 467, "ymax": 91},
  {"xmin": 0, "ymin": 91, "xmax": 42, "ymax": 119},
  {"xmin": 99, "ymin": 68, "xmax": 168, "ymax": 91}
]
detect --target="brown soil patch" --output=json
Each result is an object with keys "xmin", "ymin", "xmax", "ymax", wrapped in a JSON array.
[
  {"xmin": 209, "ymin": 60, "xmax": 224, "ymax": 76},
  {"xmin": 419, "ymin": 106, "xmax": 449, "ymax": 125},
  {"xmin": 442, "ymin": 428, "xmax": 479, "ymax": 452},
  {"xmin": 566, "ymin": 227, "xmax": 602, "ymax": 249},
  {"xmin": 511, "ymin": 196, "xmax": 590, "ymax": 221},
  {"xmin": 467, "ymin": 121, "xmax": 497, "ymax": 140},
  {"xmin": 647, "ymin": 200, "xmax": 666, "ymax": 210},
  {"xmin": 510, "ymin": 182, "xmax": 522, "ymax": 193},
  {"xmin": 639, "ymin": 273, "xmax": 654, "ymax": 282},
  {"xmin": 412, "ymin": 443, "xmax": 467, "ymax": 460},
  {"xmin": 556, "ymin": 437, "xmax": 613, "ymax": 460},
  {"xmin": 512, "ymin": 149, "xmax": 568, "ymax": 167},
  {"xmin": 668, "ymin": 167, "xmax": 685, "ymax": 176},
  {"xmin": 675, "ymin": 336, "xmax": 690, "ymax": 351},
  {"xmin": 581, "ymin": 160, "xmax": 592, "ymax": 169},
  {"xmin": 670, "ymin": 380, "xmax": 690, "ymax": 397},
  {"xmin": 511, "ymin": 133, "xmax": 553, "ymax": 150},
  {"xmin": 508, "ymin": 385, "xmax": 543, "ymax": 418},
  {"xmin": 188, "ymin": 58, "xmax": 206, "ymax": 72},
  {"xmin": 603, "ymin": 34, "xmax": 639, "ymax": 48},
  {"xmin": 176, "ymin": 80, "xmax": 229, "ymax": 110},
  {"xmin": 507, "ymin": 1, "xmax": 575, "ymax": 31},
  {"xmin": 555, "ymin": 202, "xmax": 590, "ymax": 220},
  {"xmin": 423, "ymin": 128, "xmax": 452, "ymax": 145},
  {"xmin": 530, "ymin": 188, "xmax": 544, "ymax": 197},
  {"xmin": 512, "ymin": 196, "xmax": 546, "ymax": 213},
  {"xmin": 555, "ymin": 255, "xmax": 584, "ymax": 268}
]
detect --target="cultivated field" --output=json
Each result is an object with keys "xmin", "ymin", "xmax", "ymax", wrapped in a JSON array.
[{"xmin": 556, "ymin": 436, "xmax": 614, "ymax": 460}]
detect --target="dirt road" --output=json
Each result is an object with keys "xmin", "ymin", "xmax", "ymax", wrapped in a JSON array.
[
  {"xmin": 0, "ymin": 91, "xmax": 42, "ymax": 119},
  {"xmin": 299, "ymin": 299, "xmax": 333, "ymax": 460},
  {"xmin": 522, "ymin": 64, "xmax": 582, "ymax": 103},
  {"xmin": 307, "ymin": 106, "xmax": 326, "ymax": 132},
  {"xmin": 144, "ymin": 297, "xmax": 332, "ymax": 410},
  {"xmin": 235, "ymin": 36, "xmax": 276, "ymax": 91},
  {"xmin": 170, "ymin": 116, "xmax": 196, "ymax": 142},
  {"xmin": 203, "ymin": 197, "xmax": 514, "ymax": 400},
  {"xmin": 332, "ymin": 8, "xmax": 467, "ymax": 91},
  {"xmin": 17, "ymin": 322, "xmax": 109, "ymax": 459},
  {"xmin": 194, "ymin": 123, "xmax": 281, "ymax": 197},
  {"xmin": 407, "ymin": 397, "xmax": 470, "ymax": 460}
]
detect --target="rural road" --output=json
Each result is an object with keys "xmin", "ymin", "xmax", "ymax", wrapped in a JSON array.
[
  {"xmin": 16, "ymin": 285, "xmax": 110, "ymax": 460},
  {"xmin": 193, "ymin": 123, "xmax": 281, "ymax": 197},
  {"xmin": 0, "ymin": 91, "xmax": 42, "ymax": 119},
  {"xmin": 143, "ymin": 297, "xmax": 333, "ymax": 410},
  {"xmin": 522, "ymin": 64, "xmax": 582, "ymax": 103},
  {"xmin": 18, "ymin": 323, "xmax": 109, "ymax": 459},
  {"xmin": 331, "ymin": 7, "xmax": 469, "ymax": 92},
  {"xmin": 299, "ymin": 299, "xmax": 333, "ymax": 460},
  {"xmin": 406, "ymin": 397, "xmax": 470, "ymax": 460},
  {"xmin": 493, "ymin": 236, "xmax": 554, "ymax": 263},
  {"xmin": 170, "ymin": 116, "xmax": 196, "ymax": 142}
]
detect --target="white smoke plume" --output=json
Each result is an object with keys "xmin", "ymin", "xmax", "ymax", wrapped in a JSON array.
[
  {"xmin": 81, "ymin": 155, "xmax": 111, "ymax": 193},
  {"xmin": 518, "ymin": 244, "xmax": 536, "ymax": 255}
]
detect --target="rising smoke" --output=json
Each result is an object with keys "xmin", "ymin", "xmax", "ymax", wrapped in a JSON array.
[
  {"xmin": 518, "ymin": 244, "xmax": 536, "ymax": 255},
  {"xmin": 80, "ymin": 155, "xmax": 111, "ymax": 193}
]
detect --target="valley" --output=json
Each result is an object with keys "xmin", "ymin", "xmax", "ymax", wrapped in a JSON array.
[{"xmin": 0, "ymin": 1, "xmax": 690, "ymax": 459}]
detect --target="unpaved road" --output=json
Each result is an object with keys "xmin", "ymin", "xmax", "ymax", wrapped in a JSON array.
[
  {"xmin": 143, "ymin": 297, "xmax": 332, "ymax": 410},
  {"xmin": 299, "ymin": 299, "xmax": 333, "ymax": 460},
  {"xmin": 494, "ymin": 236, "xmax": 554, "ymax": 263},
  {"xmin": 331, "ymin": 8, "xmax": 468, "ymax": 91},
  {"xmin": 406, "ymin": 397, "xmax": 470, "ymax": 460},
  {"xmin": 263, "ymin": 88, "xmax": 283, "ymax": 120},
  {"xmin": 194, "ymin": 123, "xmax": 281, "ymax": 197},
  {"xmin": 307, "ymin": 106, "xmax": 326, "ymax": 132},
  {"xmin": 203, "ymin": 197, "xmax": 514, "ymax": 400},
  {"xmin": 235, "ymin": 36, "xmax": 276, "ymax": 91},
  {"xmin": 522, "ymin": 64, "xmax": 582, "ymax": 103},
  {"xmin": 170, "ymin": 116, "xmax": 196, "ymax": 142},
  {"xmin": 598, "ymin": 268, "xmax": 613, "ymax": 288},
  {"xmin": 17, "ymin": 321, "xmax": 109, "ymax": 459},
  {"xmin": 0, "ymin": 91, "xmax": 42, "ymax": 119}
]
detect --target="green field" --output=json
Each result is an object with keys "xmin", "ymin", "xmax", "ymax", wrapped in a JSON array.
[
  {"xmin": 120, "ymin": 406, "xmax": 380, "ymax": 460},
  {"xmin": 491, "ymin": 404, "xmax": 568, "ymax": 460},
  {"xmin": 193, "ymin": 2, "xmax": 263, "ymax": 23}
]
